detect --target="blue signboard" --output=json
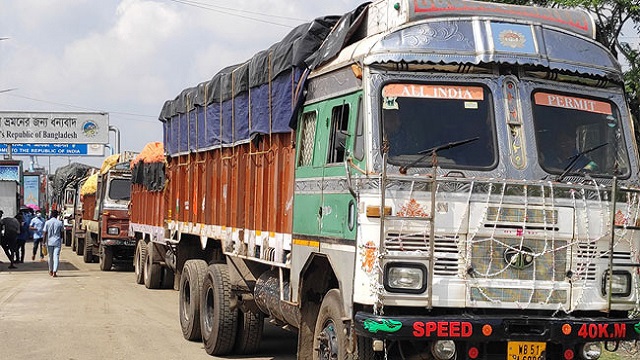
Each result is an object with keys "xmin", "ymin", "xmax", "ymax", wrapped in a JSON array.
[
  {"xmin": 0, "ymin": 143, "xmax": 100, "ymax": 155},
  {"xmin": 0, "ymin": 165, "xmax": 20, "ymax": 181}
]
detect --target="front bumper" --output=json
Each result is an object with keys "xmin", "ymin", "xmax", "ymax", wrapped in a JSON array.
[
  {"xmin": 101, "ymin": 238, "xmax": 136, "ymax": 247},
  {"xmin": 354, "ymin": 312, "xmax": 640, "ymax": 343}
]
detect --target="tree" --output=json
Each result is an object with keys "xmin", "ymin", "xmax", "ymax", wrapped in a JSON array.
[{"xmin": 487, "ymin": 0, "xmax": 640, "ymax": 120}]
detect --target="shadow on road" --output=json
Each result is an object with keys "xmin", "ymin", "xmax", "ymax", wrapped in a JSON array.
[{"xmin": 0, "ymin": 259, "xmax": 79, "ymax": 273}]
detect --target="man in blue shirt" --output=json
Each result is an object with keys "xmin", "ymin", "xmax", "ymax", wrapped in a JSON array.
[
  {"xmin": 30, "ymin": 211, "xmax": 46, "ymax": 261},
  {"xmin": 44, "ymin": 210, "xmax": 64, "ymax": 277}
]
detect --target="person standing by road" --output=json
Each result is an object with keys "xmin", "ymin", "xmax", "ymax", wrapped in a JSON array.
[
  {"xmin": 44, "ymin": 210, "xmax": 64, "ymax": 277},
  {"xmin": 14, "ymin": 213, "xmax": 28, "ymax": 263},
  {"xmin": 30, "ymin": 211, "xmax": 45, "ymax": 261},
  {"xmin": 1, "ymin": 210, "xmax": 21, "ymax": 269}
]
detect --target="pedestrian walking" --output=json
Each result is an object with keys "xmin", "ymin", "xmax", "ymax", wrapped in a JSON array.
[
  {"xmin": 15, "ymin": 212, "xmax": 28, "ymax": 263},
  {"xmin": 44, "ymin": 210, "xmax": 64, "ymax": 277},
  {"xmin": 1, "ymin": 210, "xmax": 21, "ymax": 269},
  {"xmin": 30, "ymin": 211, "xmax": 45, "ymax": 261}
]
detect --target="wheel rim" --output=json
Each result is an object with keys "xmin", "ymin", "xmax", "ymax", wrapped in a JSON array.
[
  {"xmin": 203, "ymin": 286, "xmax": 213, "ymax": 334},
  {"xmin": 317, "ymin": 320, "xmax": 339, "ymax": 360},
  {"xmin": 181, "ymin": 280, "xmax": 191, "ymax": 321}
]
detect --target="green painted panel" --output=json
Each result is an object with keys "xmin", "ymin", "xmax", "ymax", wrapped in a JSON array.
[
  {"xmin": 320, "ymin": 192, "xmax": 356, "ymax": 240},
  {"xmin": 292, "ymin": 193, "xmax": 321, "ymax": 235}
]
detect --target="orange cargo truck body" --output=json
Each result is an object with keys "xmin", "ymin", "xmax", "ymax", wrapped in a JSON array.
[{"xmin": 130, "ymin": 132, "xmax": 294, "ymax": 240}]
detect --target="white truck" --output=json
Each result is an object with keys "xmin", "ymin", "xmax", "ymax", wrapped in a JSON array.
[{"xmin": 130, "ymin": 1, "xmax": 640, "ymax": 359}]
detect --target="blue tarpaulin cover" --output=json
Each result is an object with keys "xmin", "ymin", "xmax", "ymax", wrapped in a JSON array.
[{"xmin": 159, "ymin": 15, "xmax": 348, "ymax": 156}]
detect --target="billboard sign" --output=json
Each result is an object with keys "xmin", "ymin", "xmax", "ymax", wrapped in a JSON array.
[
  {"xmin": 0, "ymin": 112, "xmax": 109, "ymax": 144},
  {"xmin": 23, "ymin": 175, "xmax": 40, "ymax": 206},
  {"xmin": 0, "ymin": 164, "xmax": 20, "ymax": 181},
  {"xmin": 0, "ymin": 143, "xmax": 104, "ymax": 156}
]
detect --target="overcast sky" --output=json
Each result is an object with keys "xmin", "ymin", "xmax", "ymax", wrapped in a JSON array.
[{"xmin": 0, "ymin": 0, "xmax": 363, "ymax": 172}]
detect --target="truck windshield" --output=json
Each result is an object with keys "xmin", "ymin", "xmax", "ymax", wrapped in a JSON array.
[
  {"xmin": 108, "ymin": 179, "xmax": 131, "ymax": 201},
  {"xmin": 381, "ymin": 83, "xmax": 496, "ymax": 170},
  {"xmin": 532, "ymin": 91, "xmax": 630, "ymax": 177}
]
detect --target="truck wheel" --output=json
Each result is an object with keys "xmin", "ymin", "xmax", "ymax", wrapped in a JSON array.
[
  {"xmin": 83, "ymin": 237, "xmax": 93, "ymax": 263},
  {"xmin": 201, "ymin": 263, "xmax": 238, "ymax": 356},
  {"xmin": 144, "ymin": 242, "xmax": 162, "ymax": 289},
  {"xmin": 313, "ymin": 289, "xmax": 349, "ymax": 360},
  {"xmin": 234, "ymin": 309, "xmax": 264, "ymax": 355},
  {"xmin": 162, "ymin": 268, "xmax": 175, "ymax": 289},
  {"xmin": 134, "ymin": 241, "xmax": 146, "ymax": 285},
  {"xmin": 180, "ymin": 260, "xmax": 207, "ymax": 341},
  {"xmin": 64, "ymin": 230, "xmax": 72, "ymax": 247},
  {"xmin": 76, "ymin": 237, "xmax": 84, "ymax": 256},
  {"xmin": 100, "ymin": 245, "xmax": 113, "ymax": 271},
  {"xmin": 357, "ymin": 335, "xmax": 384, "ymax": 360}
]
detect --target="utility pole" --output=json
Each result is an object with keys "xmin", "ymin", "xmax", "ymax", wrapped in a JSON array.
[{"xmin": 109, "ymin": 125, "xmax": 120, "ymax": 154}]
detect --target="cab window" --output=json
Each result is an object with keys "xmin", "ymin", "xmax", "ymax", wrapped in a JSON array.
[{"xmin": 532, "ymin": 91, "xmax": 629, "ymax": 177}]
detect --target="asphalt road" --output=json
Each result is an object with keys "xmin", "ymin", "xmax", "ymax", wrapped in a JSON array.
[{"xmin": 0, "ymin": 245, "xmax": 297, "ymax": 360}]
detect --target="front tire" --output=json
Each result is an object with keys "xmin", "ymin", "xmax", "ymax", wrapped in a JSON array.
[
  {"xmin": 179, "ymin": 260, "xmax": 208, "ymax": 341},
  {"xmin": 99, "ymin": 245, "xmax": 113, "ymax": 271},
  {"xmin": 313, "ymin": 289, "xmax": 350, "ymax": 360},
  {"xmin": 76, "ymin": 237, "xmax": 84, "ymax": 256},
  {"xmin": 82, "ymin": 236, "xmax": 93, "ymax": 263},
  {"xmin": 201, "ymin": 263, "xmax": 238, "ymax": 356},
  {"xmin": 64, "ymin": 230, "xmax": 72, "ymax": 247}
]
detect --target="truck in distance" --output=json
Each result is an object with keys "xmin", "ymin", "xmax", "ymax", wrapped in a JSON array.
[{"xmin": 79, "ymin": 153, "xmax": 136, "ymax": 271}]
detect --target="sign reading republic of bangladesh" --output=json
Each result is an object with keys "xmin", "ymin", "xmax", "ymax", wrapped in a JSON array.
[{"xmin": 0, "ymin": 111, "xmax": 109, "ymax": 144}]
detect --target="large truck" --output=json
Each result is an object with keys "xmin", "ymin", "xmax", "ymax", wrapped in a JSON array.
[
  {"xmin": 51, "ymin": 163, "xmax": 95, "ymax": 246},
  {"xmin": 79, "ymin": 153, "xmax": 136, "ymax": 270},
  {"xmin": 129, "ymin": 1, "xmax": 640, "ymax": 359}
]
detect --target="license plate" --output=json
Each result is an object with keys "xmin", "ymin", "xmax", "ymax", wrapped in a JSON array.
[{"xmin": 507, "ymin": 341, "xmax": 546, "ymax": 360}]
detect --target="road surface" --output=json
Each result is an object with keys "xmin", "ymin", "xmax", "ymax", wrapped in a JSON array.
[{"xmin": 0, "ymin": 246, "xmax": 297, "ymax": 360}]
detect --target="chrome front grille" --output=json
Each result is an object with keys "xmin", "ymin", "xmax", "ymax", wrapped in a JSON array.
[
  {"xmin": 384, "ymin": 232, "xmax": 460, "ymax": 276},
  {"xmin": 575, "ymin": 243, "xmax": 598, "ymax": 281},
  {"xmin": 470, "ymin": 238, "xmax": 568, "ymax": 282}
]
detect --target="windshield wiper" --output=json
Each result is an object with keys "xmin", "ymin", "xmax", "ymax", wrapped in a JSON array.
[
  {"xmin": 556, "ymin": 142, "xmax": 608, "ymax": 182},
  {"xmin": 399, "ymin": 136, "xmax": 479, "ymax": 174}
]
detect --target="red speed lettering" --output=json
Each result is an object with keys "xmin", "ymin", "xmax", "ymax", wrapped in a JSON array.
[
  {"xmin": 577, "ymin": 323, "xmax": 627, "ymax": 339},
  {"xmin": 412, "ymin": 321, "xmax": 472, "ymax": 338},
  {"xmin": 614, "ymin": 324, "xmax": 626, "ymax": 338}
]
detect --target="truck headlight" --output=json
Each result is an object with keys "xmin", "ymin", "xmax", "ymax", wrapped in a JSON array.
[
  {"xmin": 384, "ymin": 263, "xmax": 426, "ymax": 293},
  {"xmin": 107, "ymin": 227, "xmax": 120, "ymax": 235},
  {"xmin": 580, "ymin": 342, "xmax": 602, "ymax": 360},
  {"xmin": 431, "ymin": 340, "xmax": 456, "ymax": 360},
  {"xmin": 602, "ymin": 271, "xmax": 631, "ymax": 297}
]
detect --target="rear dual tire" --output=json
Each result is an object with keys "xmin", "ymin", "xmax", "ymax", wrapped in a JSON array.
[
  {"xmin": 179, "ymin": 259, "xmax": 208, "ymax": 341},
  {"xmin": 144, "ymin": 242, "xmax": 162, "ymax": 289},
  {"xmin": 200, "ymin": 263, "xmax": 264, "ymax": 356},
  {"xmin": 134, "ymin": 240, "xmax": 146, "ymax": 284}
]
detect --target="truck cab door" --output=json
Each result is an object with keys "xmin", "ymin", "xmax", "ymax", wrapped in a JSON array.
[
  {"xmin": 94, "ymin": 174, "xmax": 104, "ymax": 222},
  {"xmin": 318, "ymin": 94, "xmax": 360, "ymax": 240},
  {"xmin": 293, "ymin": 93, "xmax": 361, "ymax": 241}
]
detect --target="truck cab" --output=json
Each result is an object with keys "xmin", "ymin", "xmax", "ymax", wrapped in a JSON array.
[
  {"xmin": 61, "ymin": 186, "xmax": 75, "ymax": 246},
  {"xmin": 83, "ymin": 153, "xmax": 136, "ymax": 270}
]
